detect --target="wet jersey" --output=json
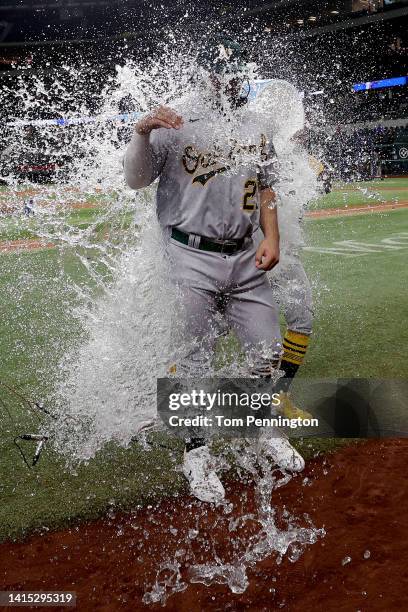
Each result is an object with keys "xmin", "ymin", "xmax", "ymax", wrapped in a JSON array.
[{"xmin": 148, "ymin": 115, "xmax": 278, "ymax": 240}]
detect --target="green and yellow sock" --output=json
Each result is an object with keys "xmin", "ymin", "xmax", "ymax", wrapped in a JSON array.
[{"xmin": 279, "ymin": 330, "xmax": 310, "ymax": 391}]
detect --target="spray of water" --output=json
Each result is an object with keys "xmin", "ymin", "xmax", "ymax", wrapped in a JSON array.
[
  {"xmin": 1, "ymin": 38, "xmax": 322, "ymax": 599},
  {"xmin": 143, "ymin": 448, "xmax": 324, "ymax": 603}
]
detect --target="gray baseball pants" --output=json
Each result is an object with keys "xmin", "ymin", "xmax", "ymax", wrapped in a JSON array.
[
  {"xmin": 268, "ymin": 257, "xmax": 313, "ymax": 335},
  {"xmin": 166, "ymin": 236, "xmax": 282, "ymax": 376}
]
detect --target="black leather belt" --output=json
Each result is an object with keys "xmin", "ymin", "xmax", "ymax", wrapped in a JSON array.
[{"xmin": 171, "ymin": 228, "xmax": 246, "ymax": 255}]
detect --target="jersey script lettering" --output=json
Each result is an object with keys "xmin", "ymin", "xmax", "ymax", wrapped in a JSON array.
[{"xmin": 182, "ymin": 134, "xmax": 268, "ymax": 186}]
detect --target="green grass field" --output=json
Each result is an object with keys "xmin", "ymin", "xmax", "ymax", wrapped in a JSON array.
[
  {"xmin": 303, "ymin": 208, "xmax": 408, "ymax": 377},
  {"xmin": 0, "ymin": 178, "xmax": 407, "ymax": 542},
  {"xmin": 310, "ymin": 177, "xmax": 408, "ymax": 210}
]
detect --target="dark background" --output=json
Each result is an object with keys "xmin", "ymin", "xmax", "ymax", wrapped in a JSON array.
[{"xmin": 1, "ymin": 0, "xmax": 407, "ymax": 180}]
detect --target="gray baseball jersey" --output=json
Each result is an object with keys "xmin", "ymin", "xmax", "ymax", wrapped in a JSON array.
[
  {"xmin": 149, "ymin": 112, "xmax": 279, "ymax": 240},
  {"xmin": 262, "ymin": 142, "xmax": 316, "ymax": 336},
  {"xmin": 124, "ymin": 103, "xmax": 283, "ymax": 376}
]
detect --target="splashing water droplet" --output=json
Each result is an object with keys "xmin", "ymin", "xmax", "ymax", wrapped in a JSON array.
[{"xmin": 3, "ymin": 33, "xmax": 324, "ymax": 604}]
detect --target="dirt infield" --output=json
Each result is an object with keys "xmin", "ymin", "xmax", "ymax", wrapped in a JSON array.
[
  {"xmin": 306, "ymin": 201, "xmax": 408, "ymax": 218},
  {"xmin": 338, "ymin": 184, "xmax": 408, "ymax": 192},
  {"xmin": 0, "ymin": 200, "xmax": 101, "ymax": 215},
  {"xmin": 1, "ymin": 201, "xmax": 407, "ymax": 255},
  {"xmin": 0, "ymin": 239, "xmax": 55, "ymax": 252},
  {"xmin": 1, "ymin": 439, "xmax": 407, "ymax": 611}
]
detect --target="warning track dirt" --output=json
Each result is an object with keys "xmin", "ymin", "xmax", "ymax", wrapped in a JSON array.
[
  {"xmin": 306, "ymin": 201, "xmax": 408, "ymax": 218},
  {"xmin": 0, "ymin": 439, "xmax": 407, "ymax": 611},
  {"xmin": 1, "ymin": 203, "xmax": 407, "ymax": 254}
]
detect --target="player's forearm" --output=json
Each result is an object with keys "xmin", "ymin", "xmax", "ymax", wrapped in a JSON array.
[
  {"xmin": 123, "ymin": 131, "xmax": 153, "ymax": 189},
  {"xmin": 260, "ymin": 188, "xmax": 279, "ymax": 243}
]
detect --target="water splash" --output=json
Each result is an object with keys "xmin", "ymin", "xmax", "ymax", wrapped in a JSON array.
[
  {"xmin": 47, "ymin": 206, "xmax": 185, "ymax": 460},
  {"xmin": 188, "ymin": 450, "xmax": 323, "ymax": 595},
  {"xmin": 1, "ymin": 45, "xmax": 319, "ymax": 465},
  {"xmin": 143, "ymin": 448, "xmax": 324, "ymax": 602},
  {"xmin": 2, "ymin": 40, "xmax": 323, "ymax": 600},
  {"xmin": 1, "ymin": 50, "xmax": 318, "ymax": 461},
  {"xmin": 142, "ymin": 560, "xmax": 188, "ymax": 606}
]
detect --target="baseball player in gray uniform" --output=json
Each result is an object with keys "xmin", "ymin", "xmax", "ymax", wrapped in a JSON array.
[
  {"xmin": 267, "ymin": 133, "xmax": 317, "ymax": 420},
  {"xmin": 124, "ymin": 39, "xmax": 304, "ymax": 503}
]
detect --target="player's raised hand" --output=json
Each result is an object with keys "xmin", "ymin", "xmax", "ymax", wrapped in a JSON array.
[
  {"xmin": 255, "ymin": 238, "xmax": 280, "ymax": 271},
  {"xmin": 135, "ymin": 105, "xmax": 183, "ymax": 135}
]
